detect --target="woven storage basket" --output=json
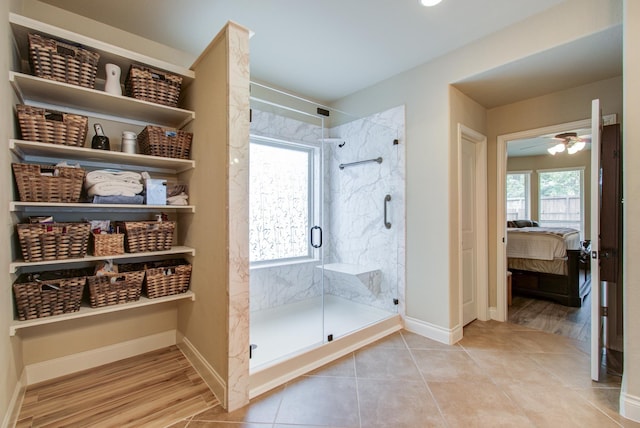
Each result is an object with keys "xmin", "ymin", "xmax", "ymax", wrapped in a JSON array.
[
  {"xmin": 125, "ymin": 65, "xmax": 182, "ymax": 107},
  {"xmin": 120, "ymin": 221, "xmax": 175, "ymax": 253},
  {"xmin": 137, "ymin": 126, "xmax": 192, "ymax": 159},
  {"xmin": 144, "ymin": 259, "xmax": 191, "ymax": 299},
  {"xmin": 17, "ymin": 222, "xmax": 91, "ymax": 262},
  {"xmin": 17, "ymin": 105, "xmax": 88, "ymax": 147},
  {"xmin": 86, "ymin": 271, "xmax": 144, "ymax": 308},
  {"xmin": 91, "ymin": 232, "xmax": 125, "ymax": 256},
  {"xmin": 28, "ymin": 33, "xmax": 100, "ymax": 89},
  {"xmin": 12, "ymin": 163, "xmax": 85, "ymax": 203},
  {"xmin": 13, "ymin": 271, "xmax": 87, "ymax": 320}
]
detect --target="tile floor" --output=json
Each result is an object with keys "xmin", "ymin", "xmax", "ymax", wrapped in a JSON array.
[{"xmin": 170, "ymin": 320, "xmax": 640, "ymax": 428}]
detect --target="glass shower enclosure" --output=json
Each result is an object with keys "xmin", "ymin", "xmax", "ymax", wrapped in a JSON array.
[{"xmin": 248, "ymin": 84, "xmax": 403, "ymax": 370}]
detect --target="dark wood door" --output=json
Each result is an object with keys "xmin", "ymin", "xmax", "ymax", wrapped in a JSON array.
[{"xmin": 599, "ymin": 123, "xmax": 622, "ymax": 283}]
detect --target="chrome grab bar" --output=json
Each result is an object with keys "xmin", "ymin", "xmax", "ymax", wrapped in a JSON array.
[
  {"xmin": 339, "ymin": 157, "xmax": 382, "ymax": 170},
  {"xmin": 384, "ymin": 194, "xmax": 391, "ymax": 229}
]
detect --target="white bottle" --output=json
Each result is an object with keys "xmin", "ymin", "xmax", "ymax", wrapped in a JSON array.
[
  {"xmin": 121, "ymin": 131, "xmax": 137, "ymax": 154},
  {"xmin": 104, "ymin": 63, "xmax": 122, "ymax": 96}
]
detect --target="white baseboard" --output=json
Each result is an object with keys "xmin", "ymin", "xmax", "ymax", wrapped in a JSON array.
[
  {"xmin": 404, "ymin": 316, "xmax": 462, "ymax": 344},
  {"xmin": 620, "ymin": 390, "xmax": 640, "ymax": 423},
  {"xmin": 489, "ymin": 306, "xmax": 498, "ymax": 320},
  {"xmin": 2, "ymin": 369, "xmax": 26, "ymax": 428},
  {"xmin": 25, "ymin": 330, "xmax": 177, "ymax": 385},
  {"xmin": 177, "ymin": 334, "xmax": 226, "ymax": 409}
]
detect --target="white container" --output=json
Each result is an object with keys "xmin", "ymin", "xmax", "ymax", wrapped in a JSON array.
[
  {"xmin": 121, "ymin": 131, "xmax": 137, "ymax": 154},
  {"xmin": 104, "ymin": 63, "xmax": 122, "ymax": 96}
]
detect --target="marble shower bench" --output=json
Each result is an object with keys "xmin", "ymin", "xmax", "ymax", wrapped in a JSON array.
[{"xmin": 318, "ymin": 263, "xmax": 382, "ymax": 296}]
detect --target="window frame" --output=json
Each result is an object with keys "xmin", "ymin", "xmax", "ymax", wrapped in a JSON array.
[
  {"xmin": 506, "ymin": 170, "xmax": 532, "ymax": 221},
  {"xmin": 536, "ymin": 166, "xmax": 585, "ymax": 236},
  {"xmin": 249, "ymin": 135, "xmax": 320, "ymax": 267}
]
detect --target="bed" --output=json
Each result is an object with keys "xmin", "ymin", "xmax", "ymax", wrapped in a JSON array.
[{"xmin": 507, "ymin": 223, "xmax": 589, "ymax": 307}]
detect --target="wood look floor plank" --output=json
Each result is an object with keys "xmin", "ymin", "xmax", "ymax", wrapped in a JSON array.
[{"xmin": 17, "ymin": 346, "xmax": 220, "ymax": 428}]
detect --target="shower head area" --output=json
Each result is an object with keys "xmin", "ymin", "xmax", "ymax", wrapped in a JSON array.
[{"xmin": 248, "ymin": 83, "xmax": 406, "ymax": 372}]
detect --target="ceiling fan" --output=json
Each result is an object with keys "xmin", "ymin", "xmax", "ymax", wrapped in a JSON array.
[{"xmin": 547, "ymin": 132, "xmax": 591, "ymax": 155}]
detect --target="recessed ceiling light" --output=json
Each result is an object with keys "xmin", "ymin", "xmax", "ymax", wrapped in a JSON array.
[{"xmin": 419, "ymin": 0, "xmax": 443, "ymax": 6}]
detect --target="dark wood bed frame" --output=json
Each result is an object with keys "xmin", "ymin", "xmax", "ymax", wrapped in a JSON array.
[{"xmin": 510, "ymin": 249, "xmax": 590, "ymax": 307}]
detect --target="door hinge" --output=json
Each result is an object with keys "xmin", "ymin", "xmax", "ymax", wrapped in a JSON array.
[
  {"xmin": 249, "ymin": 343, "xmax": 257, "ymax": 358},
  {"xmin": 601, "ymin": 306, "xmax": 608, "ymax": 317}
]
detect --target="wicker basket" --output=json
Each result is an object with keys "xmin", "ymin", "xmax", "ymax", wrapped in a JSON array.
[
  {"xmin": 91, "ymin": 232, "xmax": 125, "ymax": 256},
  {"xmin": 12, "ymin": 163, "xmax": 85, "ymax": 203},
  {"xmin": 86, "ymin": 271, "xmax": 145, "ymax": 308},
  {"xmin": 144, "ymin": 259, "xmax": 191, "ymax": 299},
  {"xmin": 125, "ymin": 64, "xmax": 182, "ymax": 107},
  {"xmin": 17, "ymin": 222, "xmax": 91, "ymax": 262},
  {"xmin": 119, "ymin": 221, "xmax": 175, "ymax": 253},
  {"xmin": 137, "ymin": 126, "xmax": 192, "ymax": 159},
  {"xmin": 13, "ymin": 271, "xmax": 87, "ymax": 320},
  {"xmin": 17, "ymin": 104, "xmax": 88, "ymax": 147},
  {"xmin": 28, "ymin": 33, "xmax": 100, "ymax": 89}
]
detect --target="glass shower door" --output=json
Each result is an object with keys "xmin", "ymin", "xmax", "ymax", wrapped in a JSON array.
[{"xmin": 248, "ymin": 93, "xmax": 327, "ymax": 370}]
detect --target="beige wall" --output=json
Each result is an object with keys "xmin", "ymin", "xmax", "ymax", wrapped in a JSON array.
[
  {"xmin": 1, "ymin": 0, "xmax": 24, "ymax": 423},
  {"xmin": 622, "ymin": 0, "xmax": 640, "ymax": 419}
]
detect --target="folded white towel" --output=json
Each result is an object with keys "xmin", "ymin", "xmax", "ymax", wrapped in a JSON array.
[
  {"xmin": 87, "ymin": 181, "xmax": 144, "ymax": 197},
  {"xmin": 167, "ymin": 192, "xmax": 188, "ymax": 206},
  {"xmin": 85, "ymin": 169, "xmax": 143, "ymax": 188}
]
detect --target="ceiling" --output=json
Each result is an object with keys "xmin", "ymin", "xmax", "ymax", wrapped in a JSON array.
[{"xmin": 34, "ymin": 0, "xmax": 620, "ymax": 106}]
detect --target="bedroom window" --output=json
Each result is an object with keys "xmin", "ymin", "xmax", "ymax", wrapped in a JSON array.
[
  {"xmin": 249, "ymin": 137, "xmax": 317, "ymax": 264},
  {"xmin": 538, "ymin": 168, "xmax": 584, "ymax": 234},
  {"xmin": 506, "ymin": 171, "xmax": 531, "ymax": 221}
]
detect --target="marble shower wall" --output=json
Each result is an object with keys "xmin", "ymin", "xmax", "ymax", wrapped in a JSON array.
[
  {"xmin": 324, "ymin": 105, "xmax": 405, "ymax": 312},
  {"xmin": 249, "ymin": 106, "xmax": 405, "ymax": 314}
]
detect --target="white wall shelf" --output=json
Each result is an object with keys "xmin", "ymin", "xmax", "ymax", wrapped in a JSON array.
[
  {"xmin": 10, "ymin": 72, "xmax": 195, "ymax": 129},
  {"xmin": 10, "ymin": 139, "xmax": 195, "ymax": 174},
  {"xmin": 9, "ymin": 13, "xmax": 195, "ymax": 85},
  {"xmin": 10, "ymin": 246, "xmax": 196, "ymax": 274},
  {"xmin": 9, "ymin": 291, "xmax": 196, "ymax": 336},
  {"xmin": 10, "ymin": 201, "xmax": 195, "ymax": 213}
]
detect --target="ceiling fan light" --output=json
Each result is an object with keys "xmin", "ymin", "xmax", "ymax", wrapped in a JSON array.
[
  {"xmin": 548, "ymin": 146, "xmax": 559, "ymax": 155},
  {"xmin": 419, "ymin": 0, "xmax": 443, "ymax": 6},
  {"xmin": 554, "ymin": 143, "xmax": 565, "ymax": 153},
  {"xmin": 574, "ymin": 141, "xmax": 586, "ymax": 151},
  {"xmin": 567, "ymin": 145, "xmax": 579, "ymax": 155}
]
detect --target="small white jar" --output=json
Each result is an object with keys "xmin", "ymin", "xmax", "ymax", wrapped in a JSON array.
[{"xmin": 121, "ymin": 131, "xmax": 137, "ymax": 154}]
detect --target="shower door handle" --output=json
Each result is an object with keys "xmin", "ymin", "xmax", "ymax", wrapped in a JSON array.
[
  {"xmin": 311, "ymin": 226, "xmax": 323, "ymax": 248},
  {"xmin": 384, "ymin": 194, "xmax": 392, "ymax": 229}
]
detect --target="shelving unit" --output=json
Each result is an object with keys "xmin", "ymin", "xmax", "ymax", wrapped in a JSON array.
[
  {"xmin": 7, "ymin": 14, "xmax": 198, "ymax": 334},
  {"xmin": 9, "ymin": 291, "xmax": 196, "ymax": 336}
]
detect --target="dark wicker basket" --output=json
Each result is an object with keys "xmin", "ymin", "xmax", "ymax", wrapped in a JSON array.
[
  {"xmin": 17, "ymin": 104, "xmax": 88, "ymax": 147},
  {"xmin": 144, "ymin": 259, "xmax": 191, "ymax": 299},
  {"xmin": 119, "ymin": 221, "xmax": 175, "ymax": 253},
  {"xmin": 137, "ymin": 125, "xmax": 192, "ymax": 159},
  {"xmin": 28, "ymin": 33, "xmax": 100, "ymax": 89},
  {"xmin": 86, "ymin": 271, "xmax": 145, "ymax": 308},
  {"xmin": 13, "ymin": 271, "xmax": 87, "ymax": 320},
  {"xmin": 17, "ymin": 222, "xmax": 91, "ymax": 262},
  {"xmin": 125, "ymin": 64, "xmax": 182, "ymax": 107},
  {"xmin": 12, "ymin": 163, "xmax": 85, "ymax": 203},
  {"xmin": 91, "ymin": 232, "xmax": 125, "ymax": 256}
]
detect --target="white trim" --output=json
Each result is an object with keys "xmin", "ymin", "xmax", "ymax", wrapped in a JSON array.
[
  {"xmin": 1, "ymin": 369, "xmax": 26, "ymax": 428},
  {"xmin": 404, "ymin": 316, "xmax": 462, "ymax": 345},
  {"xmin": 457, "ymin": 125, "xmax": 489, "ymax": 326},
  {"xmin": 620, "ymin": 390, "xmax": 640, "ymax": 423},
  {"xmin": 250, "ymin": 315, "xmax": 402, "ymax": 398},
  {"xmin": 177, "ymin": 334, "xmax": 226, "ymax": 408},
  {"xmin": 25, "ymin": 330, "xmax": 177, "ymax": 385},
  {"xmin": 496, "ymin": 118, "xmax": 591, "ymax": 322}
]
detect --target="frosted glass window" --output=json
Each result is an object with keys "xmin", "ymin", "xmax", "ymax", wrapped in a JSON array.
[{"xmin": 250, "ymin": 141, "xmax": 311, "ymax": 262}]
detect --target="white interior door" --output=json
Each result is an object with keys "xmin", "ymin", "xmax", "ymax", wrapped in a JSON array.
[
  {"xmin": 461, "ymin": 137, "xmax": 478, "ymax": 325},
  {"xmin": 591, "ymin": 99, "xmax": 602, "ymax": 381}
]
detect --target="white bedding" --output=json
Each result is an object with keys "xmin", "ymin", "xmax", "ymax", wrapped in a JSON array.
[{"xmin": 506, "ymin": 227, "xmax": 580, "ymax": 261}]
